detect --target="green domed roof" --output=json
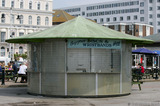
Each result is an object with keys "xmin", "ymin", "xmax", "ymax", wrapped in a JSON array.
[{"xmin": 6, "ymin": 16, "xmax": 152, "ymax": 44}]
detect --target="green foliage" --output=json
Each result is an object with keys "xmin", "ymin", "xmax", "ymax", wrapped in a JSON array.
[{"xmin": 14, "ymin": 53, "xmax": 27, "ymax": 61}]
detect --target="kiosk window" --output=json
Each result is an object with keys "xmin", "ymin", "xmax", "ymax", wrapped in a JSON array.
[
  {"xmin": 67, "ymin": 48, "xmax": 90, "ymax": 72},
  {"xmin": 67, "ymin": 48, "xmax": 121, "ymax": 73}
]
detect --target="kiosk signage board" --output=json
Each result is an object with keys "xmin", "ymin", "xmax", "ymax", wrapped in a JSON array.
[{"xmin": 68, "ymin": 39, "xmax": 121, "ymax": 49}]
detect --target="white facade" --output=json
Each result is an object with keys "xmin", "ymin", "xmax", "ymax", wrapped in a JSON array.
[
  {"xmin": 0, "ymin": 0, "xmax": 52, "ymax": 59},
  {"xmin": 61, "ymin": 0, "xmax": 160, "ymax": 34}
]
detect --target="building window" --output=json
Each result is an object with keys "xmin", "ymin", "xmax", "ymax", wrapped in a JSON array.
[
  {"xmin": 158, "ymin": 0, "xmax": 160, "ymax": 2},
  {"xmin": 134, "ymin": 15, "xmax": 138, "ymax": 20},
  {"xmin": 1, "ymin": 32, "xmax": 6, "ymax": 42},
  {"xmin": 1, "ymin": 47, "xmax": 5, "ymax": 57},
  {"xmin": 94, "ymin": 19, "xmax": 97, "ymax": 22},
  {"xmin": 127, "ymin": 16, "xmax": 131, "ymax": 20},
  {"xmin": 140, "ymin": 2, "xmax": 144, "ymax": 7},
  {"xmin": 106, "ymin": 18, "xmax": 110, "ymax": 22},
  {"xmin": 114, "ymin": 25, "xmax": 119, "ymax": 31},
  {"xmin": 37, "ymin": 2, "xmax": 40, "ymax": 10},
  {"xmin": 46, "ymin": 3, "xmax": 49, "ymax": 10},
  {"xmin": 28, "ymin": 16, "xmax": 32, "ymax": 25},
  {"xmin": 11, "ymin": 0, "xmax": 14, "ymax": 8},
  {"xmin": 140, "ymin": 10, "xmax": 144, "ymax": 14},
  {"xmin": 19, "ymin": 32, "xmax": 24, "ymax": 36},
  {"xmin": 149, "ymin": 7, "xmax": 153, "ymax": 11},
  {"xmin": 10, "ymin": 47, "xmax": 13, "ymax": 58},
  {"xmin": 113, "ymin": 17, "xmax": 117, "ymax": 21},
  {"xmin": 100, "ymin": 18, "xmax": 103, "ymax": 23},
  {"xmin": 45, "ymin": 17, "xmax": 49, "ymax": 25},
  {"xmin": 37, "ymin": 16, "xmax": 41, "ymax": 25},
  {"xmin": 139, "ymin": 26, "xmax": 143, "ymax": 37},
  {"xmin": 149, "ymin": 22, "xmax": 153, "ymax": 25},
  {"xmin": 158, "ymin": 6, "xmax": 160, "ymax": 10},
  {"xmin": 82, "ymin": 12, "xmax": 85, "ymax": 16},
  {"xmin": 157, "ymin": 14, "xmax": 160, "ymax": 18},
  {"xmin": 140, "ymin": 17, "xmax": 144, "ymax": 21},
  {"xmin": 19, "ymin": 15, "xmax": 23, "ymax": 24},
  {"xmin": 120, "ymin": 17, "xmax": 123, "ymax": 21},
  {"xmin": 149, "ymin": 14, "xmax": 153, "ymax": 18},
  {"xmin": 158, "ymin": 21, "xmax": 160, "ymax": 25},
  {"xmin": 158, "ymin": 29, "xmax": 160, "ymax": 33},
  {"xmin": 20, "ymin": 0, "xmax": 23, "ymax": 9},
  {"xmin": 149, "ymin": 0, "xmax": 153, "ymax": 3},
  {"xmin": 19, "ymin": 46, "xmax": 23, "ymax": 54},
  {"xmin": 1, "ymin": 14, "xmax": 5, "ymax": 23},
  {"xmin": 2, "ymin": 0, "xmax": 5, "ymax": 7},
  {"xmin": 11, "ymin": 14, "xmax": 14, "ymax": 24},
  {"xmin": 29, "ymin": 1, "xmax": 32, "ymax": 9}
]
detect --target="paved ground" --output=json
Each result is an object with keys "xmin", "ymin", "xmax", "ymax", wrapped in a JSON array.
[{"xmin": 0, "ymin": 80, "xmax": 160, "ymax": 106}]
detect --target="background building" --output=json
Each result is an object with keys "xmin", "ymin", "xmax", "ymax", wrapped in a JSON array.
[
  {"xmin": 0, "ymin": 0, "xmax": 52, "ymax": 60},
  {"xmin": 52, "ymin": 10, "xmax": 75, "ymax": 25},
  {"xmin": 60, "ymin": 0, "xmax": 160, "ymax": 34},
  {"xmin": 104, "ymin": 23, "xmax": 153, "ymax": 37}
]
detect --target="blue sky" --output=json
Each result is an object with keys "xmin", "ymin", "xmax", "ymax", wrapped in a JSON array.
[{"xmin": 53, "ymin": 0, "xmax": 117, "ymax": 9}]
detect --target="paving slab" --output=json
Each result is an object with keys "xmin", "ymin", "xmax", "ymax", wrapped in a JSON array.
[{"xmin": 0, "ymin": 80, "xmax": 160, "ymax": 106}]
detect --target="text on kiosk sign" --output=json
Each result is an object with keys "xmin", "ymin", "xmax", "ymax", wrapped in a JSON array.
[{"xmin": 68, "ymin": 39, "xmax": 121, "ymax": 49}]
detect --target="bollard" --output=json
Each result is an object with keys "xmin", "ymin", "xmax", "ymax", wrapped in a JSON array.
[
  {"xmin": 153, "ymin": 68, "xmax": 159, "ymax": 80},
  {"xmin": 1, "ymin": 68, "xmax": 5, "ymax": 85}
]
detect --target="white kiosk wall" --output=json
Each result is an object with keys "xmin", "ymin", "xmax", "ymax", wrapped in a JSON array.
[{"xmin": 27, "ymin": 39, "xmax": 132, "ymax": 96}]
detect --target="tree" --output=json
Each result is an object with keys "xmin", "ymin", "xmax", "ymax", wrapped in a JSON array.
[{"xmin": 14, "ymin": 53, "xmax": 27, "ymax": 61}]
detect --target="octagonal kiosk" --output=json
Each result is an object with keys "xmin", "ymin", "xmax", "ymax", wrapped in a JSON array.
[{"xmin": 6, "ymin": 16, "xmax": 152, "ymax": 97}]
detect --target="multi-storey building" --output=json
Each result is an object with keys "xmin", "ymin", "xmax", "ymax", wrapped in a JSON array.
[
  {"xmin": 0, "ymin": 0, "xmax": 52, "ymax": 59},
  {"xmin": 104, "ymin": 22, "xmax": 153, "ymax": 37},
  {"xmin": 60, "ymin": 0, "xmax": 160, "ymax": 34}
]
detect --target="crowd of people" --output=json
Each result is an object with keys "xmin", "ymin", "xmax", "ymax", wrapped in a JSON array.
[{"xmin": 0, "ymin": 61, "xmax": 27, "ymax": 83}]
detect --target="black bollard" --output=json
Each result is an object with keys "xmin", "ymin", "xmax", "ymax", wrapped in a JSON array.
[
  {"xmin": 1, "ymin": 68, "xmax": 5, "ymax": 85},
  {"xmin": 153, "ymin": 68, "xmax": 159, "ymax": 80}
]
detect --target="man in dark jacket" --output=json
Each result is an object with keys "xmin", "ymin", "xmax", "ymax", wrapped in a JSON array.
[
  {"xmin": 0, "ymin": 63, "xmax": 2, "ymax": 79},
  {"xmin": 0, "ymin": 63, "xmax": 2, "ymax": 72},
  {"xmin": 12, "ymin": 62, "xmax": 18, "ymax": 75}
]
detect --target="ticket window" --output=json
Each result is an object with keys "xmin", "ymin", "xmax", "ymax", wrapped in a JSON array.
[
  {"xmin": 91, "ymin": 49, "xmax": 121, "ymax": 73},
  {"xmin": 67, "ymin": 48, "xmax": 90, "ymax": 72},
  {"xmin": 67, "ymin": 48, "xmax": 121, "ymax": 73}
]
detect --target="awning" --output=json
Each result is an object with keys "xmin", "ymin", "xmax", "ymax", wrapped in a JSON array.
[
  {"xmin": 153, "ymin": 50, "xmax": 160, "ymax": 55},
  {"xmin": 132, "ymin": 48, "xmax": 158, "ymax": 55}
]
